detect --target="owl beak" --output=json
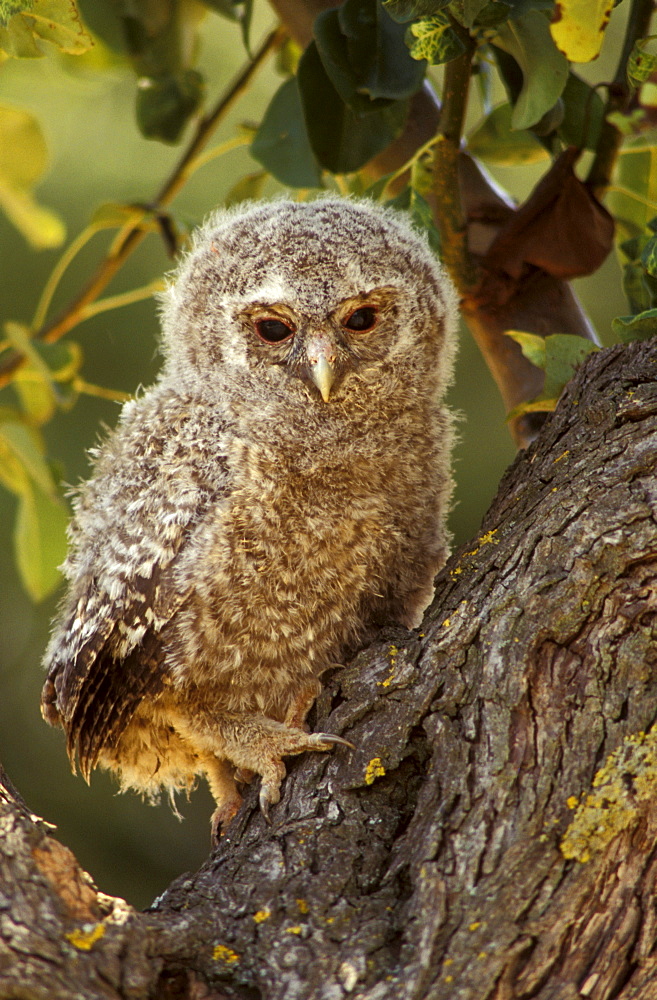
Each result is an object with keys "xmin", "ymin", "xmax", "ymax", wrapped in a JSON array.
[{"xmin": 305, "ymin": 335, "xmax": 337, "ymax": 402}]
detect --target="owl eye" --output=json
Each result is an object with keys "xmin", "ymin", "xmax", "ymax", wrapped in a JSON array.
[
  {"xmin": 343, "ymin": 306, "xmax": 378, "ymax": 332},
  {"xmin": 255, "ymin": 318, "xmax": 295, "ymax": 344}
]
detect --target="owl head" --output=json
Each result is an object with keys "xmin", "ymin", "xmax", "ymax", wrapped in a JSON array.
[{"xmin": 158, "ymin": 197, "xmax": 457, "ymax": 417}]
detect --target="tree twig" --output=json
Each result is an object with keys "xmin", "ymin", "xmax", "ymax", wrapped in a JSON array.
[
  {"xmin": 0, "ymin": 25, "xmax": 285, "ymax": 391},
  {"xmin": 586, "ymin": 0, "xmax": 655, "ymax": 197},
  {"xmin": 432, "ymin": 26, "xmax": 478, "ymax": 295}
]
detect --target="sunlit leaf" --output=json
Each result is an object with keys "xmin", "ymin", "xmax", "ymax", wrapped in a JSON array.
[
  {"xmin": 406, "ymin": 13, "xmax": 465, "ymax": 64},
  {"xmin": 0, "ymin": 417, "xmax": 56, "ymax": 495},
  {"xmin": 251, "ymin": 77, "xmax": 322, "ymax": 188},
  {"xmin": 0, "ymin": 9, "xmax": 44, "ymax": 56},
  {"xmin": 0, "ymin": 0, "xmax": 93, "ymax": 57},
  {"xmin": 0, "ymin": 103, "xmax": 47, "ymax": 187},
  {"xmin": 550, "ymin": 0, "xmax": 613, "ymax": 63},
  {"xmin": 627, "ymin": 36, "xmax": 657, "ymax": 89},
  {"xmin": 0, "ymin": 180, "xmax": 65, "ymax": 247},
  {"xmin": 641, "ymin": 233, "xmax": 657, "ymax": 277},
  {"xmin": 608, "ymin": 146, "xmax": 657, "ymax": 241},
  {"xmin": 612, "ymin": 309, "xmax": 657, "ymax": 342},
  {"xmin": 224, "ymin": 171, "xmax": 268, "ymax": 206},
  {"xmin": 506, "ymin": 331, "xmax": 599, "ymax": 415},
  {"xmin": 15, "ymin": 482, "xmax": 68, "ymax": 601},
  {"xmin": 90, "ymin": 202, "xmax": 152, "ymax": 230},
  {"xmin": 493, "ymin": 11, "xmax": 569, "ymax": 130},
  {"xmin": 0, "ymin": 105, "xmax": 65, "ymax": 247},
  {"xmin": 467, "ymin": 103, "xmax": 549, "ymax": 165}
]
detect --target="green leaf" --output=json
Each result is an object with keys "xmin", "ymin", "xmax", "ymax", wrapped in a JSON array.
[
  {"xmin": 550, "ymin": 0, "xmax": 614, "ymax": 63},
  {"xmin": 612, "ymin": 309, "xmax": 657, "ymax": 343},
  {"xmin": 557, "ymin": 72, "xmax": 604, "ymax": 150},
  {"xmin": 251, "ymin": 77, "xmax": 322, "ymax": 188},
  {"xmin": 467, "ymin": 103, "xmax": 549, "ymax": 164},
  {"xmin": 506, "ymin": 331, "xmax": 599, "ymax": 415},
  {"xmin": 0, "ymin": 416, "xmax": 56, "ymax": 497},
  {"xmin": 15, "ymin": 483, "xmax": 68, "ymax": 601},
  {"xmin": 627, "ymin": 35, "xmax": 657, "ymax": 89},
  {"xmin": 468, "ymin": 0, "xmax": 512, "ymax": 28},
  {"xmin": 314, "ymin": 0, "xmax": 425, "ymax": 109},
  {"xmin": 640, "ymin": 233, "xmax": 657, "ymax": 277},
  {"xmin": 224, "ymin": 171, "xmax": 268, "ymax": 207},
  {"xmin": 382, "ymin": 0, "xmax": 449, "ymax": 23},
  {"xmin": 298, "ymin": 41, "xmax": 409, "ymax": 174},
  {"xmin": 506, "ymin": 330, "xmax": 546, "ymax": 368},
  {"xmin": 607, "ymin": 147, "xmax": 657, "ymax": 241},
  {"xmin": 0, "ymin": 0, "xmax": 93, "ymax": 57},
  {"xmin": 0, "ymin": 104, "xmax": 65, "ymax": 248},
  {"xmin": 493, "ymin": 11, "xmax": 569, "ymax": 130},
  {"xmin": 405, "ymin": 13, "xmax": 466, "ymax": 64},
  {"xmin": 200, "ymin": 0, "xmax": 253, "ymax": 52},
  {"xmin": 136, "ymin": 69, "xmax": 205, "ymax": 144}
]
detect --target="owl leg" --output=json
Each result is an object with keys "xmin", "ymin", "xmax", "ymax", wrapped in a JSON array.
[
  {"xmin": 283, "ymin": 680, "xmax": 322, "ymax": 730},
  {"xmin": 201, "ymin": 753, "xmax": 244, "ymax": 843}
]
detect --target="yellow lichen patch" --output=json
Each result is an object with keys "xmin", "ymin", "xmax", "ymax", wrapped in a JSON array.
[
  {"xmin": 65, "ymin": 923, "xmax": 105, "ymax": 951},
  {"xmin": 213, "ymin": 944, "xmax": 240, "ymax": 964},
  {"xmin": 450, "ymin": 566, "xmax": 462, "ymax": 578},
  {"xmin": 553, "ymin": 450, "xmax": 570, "ymax": 463},
  {"xmin": 364, "ymin": 757, "xmax": 386, "ymax": 785},
  {"xmin": 253, "ymin": 909, "xmax": 271, "ymax": 923},
  {"xmin": 442, "ymin": 618, "xmax": 451, "ymax": 628},
  {"xmin": 286, "ymin": 925, "xmax": 303, "ymax": 935},
  {"xmin": 468, "ymin": 921, "xmax": 481, "ymax": 932},
  {"xmin": 296, "ymin": 899, "xmax": 309, "ymax": 914},
  {"xmin": 479, "ymin": 530, "xmax": 498, "ymax": 546},
  {"xmin": 464, "ymin": 529, "xmax": 498, "ymax": 559},
  {"xmin": 566, "ymin": 795, "xmax": 579, "ymax": 809},
  {"xmin": 561, "ymin": 729, "xmax": 657, "ymax": 863}
]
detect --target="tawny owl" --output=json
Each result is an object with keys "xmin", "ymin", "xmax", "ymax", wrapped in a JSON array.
[{"xmin": 41, "ymin": 197, "xmax": 457, "ymax": 837}]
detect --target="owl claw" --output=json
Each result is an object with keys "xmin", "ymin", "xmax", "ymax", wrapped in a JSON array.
[
  {"xmin": 312, "ymin": 732, "xmax": 355, "ymax": 750},
  {"xmin": 259, "ymin": 783, "xmax": 280, "ymax": 823}
]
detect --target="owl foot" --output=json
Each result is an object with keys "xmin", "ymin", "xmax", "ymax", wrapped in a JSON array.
[
  {"xmin": 210, "ymin": 794, "xmax": 243, "ymax": 845},
  {"xmin": 254, "ymin": 729, "xmax": 354, "ymax": 823}
]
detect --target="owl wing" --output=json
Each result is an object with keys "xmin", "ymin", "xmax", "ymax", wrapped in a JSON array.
[{"xmin": 41, "ymin": 392, "xmax": 228, "ymax": 780}]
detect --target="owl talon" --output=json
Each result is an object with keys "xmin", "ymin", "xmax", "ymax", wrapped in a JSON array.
[
  {"xmin": 259, "ymin": 783, "xmax": 281, "ymax": 823},
  {"xmin": 312, "ymin": 732, "xmax": 355, "ymax": 751},
  {"xmin": 210, "ymin": 793, "xmax": 243, "ymax": 845}
]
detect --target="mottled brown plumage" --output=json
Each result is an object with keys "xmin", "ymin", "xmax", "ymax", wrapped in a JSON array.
[{"xmin": 41, "ymin": 197, "xmax": 457, "ymax": 835}]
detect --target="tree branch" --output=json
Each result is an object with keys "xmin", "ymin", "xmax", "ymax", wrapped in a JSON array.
[
  {"xmin": 3, "ymin": 340, "xmax": 657, "ymax": 999},
  {"xmin": 587, "ymin": 0, "xmax": 655, "ymax": 197}
]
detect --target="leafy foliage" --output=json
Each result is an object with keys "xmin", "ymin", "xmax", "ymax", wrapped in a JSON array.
[{"xmin": 1, "ymin": 0, "xmax": 657, "ymax": 598}]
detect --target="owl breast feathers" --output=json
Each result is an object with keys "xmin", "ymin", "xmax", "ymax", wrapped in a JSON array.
[{"xmin": 41, "ymin": 196, "xmax": 458, "ymax": 836}]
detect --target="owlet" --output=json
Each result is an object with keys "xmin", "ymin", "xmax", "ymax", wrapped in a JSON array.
[{"xmin": 41, "ymin": 197, "xmax": 457, "ymax": 837}]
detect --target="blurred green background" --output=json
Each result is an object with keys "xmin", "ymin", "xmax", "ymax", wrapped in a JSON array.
[{"xmin": 0, "ymin": 5, "xmax": 627, "ymax": 909}]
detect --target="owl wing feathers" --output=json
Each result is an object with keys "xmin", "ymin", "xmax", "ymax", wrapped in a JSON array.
[{"xmin": 42, "ymin": 392, "xmax": 230, "ymax": 778}]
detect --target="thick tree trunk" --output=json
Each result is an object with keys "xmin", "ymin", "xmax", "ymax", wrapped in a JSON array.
[{"xmin": 2, "ymin": 339, "xmax": 657, "ymax": 1000}]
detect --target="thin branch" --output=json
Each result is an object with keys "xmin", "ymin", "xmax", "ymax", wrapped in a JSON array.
[
  {"xmin": 586, "ymin": 0, "xmax": 655, "ymax": 197},
  {"xmin": 432, "ymin": 28, "xmax": 479, "ymax": 295},
  {"xmin": 0, "ymin": 25, "xmax": 285, "ymax": 391}
]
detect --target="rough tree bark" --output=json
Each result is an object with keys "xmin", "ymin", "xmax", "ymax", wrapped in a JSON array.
[{"xmin": 2, "ymin": 337, "xmax": 657, "ymax": 1000}]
